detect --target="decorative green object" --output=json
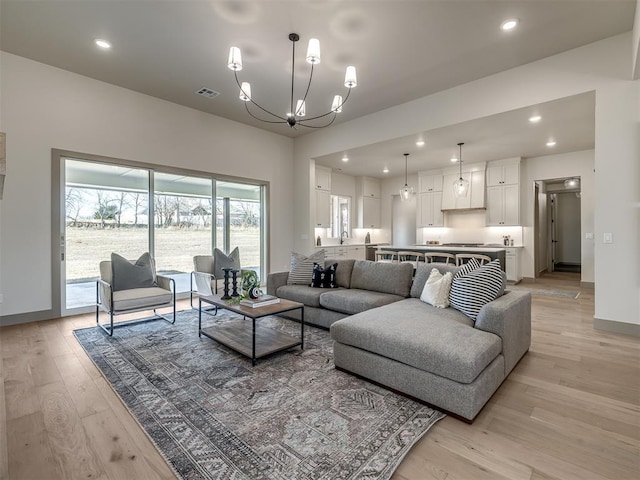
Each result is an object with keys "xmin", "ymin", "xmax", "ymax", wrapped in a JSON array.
[{"xmin": 227, "ymin": 270, "xmax": 261, "ymax": 304}]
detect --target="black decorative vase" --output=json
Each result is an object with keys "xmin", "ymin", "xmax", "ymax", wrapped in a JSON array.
[
  {"xmin": 230, "ymin": 269, "xmax": 240, "ymax": 297},
  {"xmin": 221, "ymin": 267, "xmax": 233, "ymax": 300}
]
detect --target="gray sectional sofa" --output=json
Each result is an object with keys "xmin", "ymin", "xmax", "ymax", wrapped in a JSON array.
[{"xmin": 267, "ymin": 259, "xmax": 531, "ymax": 422}]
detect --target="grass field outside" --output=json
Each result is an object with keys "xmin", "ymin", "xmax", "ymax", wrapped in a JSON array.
[{"xmin": 65, "ymin": 225, "xmax": 261, "ymax": 282}]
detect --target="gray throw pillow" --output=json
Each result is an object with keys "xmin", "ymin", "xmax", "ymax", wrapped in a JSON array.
[
  {"xmin": 213, "ymin": 247, "xmax": 241, "ymax": 279},
  {"xmin": 111, "ymin": 252, "xmax": 156, "ymax": 292},
  {"xmin": 288, "ymin": 250, "xmax": 325, "ymax": 285}
]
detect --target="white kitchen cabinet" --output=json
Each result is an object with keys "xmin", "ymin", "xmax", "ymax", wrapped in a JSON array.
[
  {"xmin": 486, "ymin": 183, "xmax": 519, "ymax": 225},
  {"xmin": 418, "ymin": 173, "xmax": 443, "ymax": 193},
  {"xmin": 356, "ymin": 177, "xmax": 381, "ymax": 227},
  {"xmin": 315, "ymin": 166, "xmax": 332, "ymax": 191},
  {"xmin": 441, "ymin": 170, "xmax": 485, "ymax": 210},
  {"xmin": 347, "ymin": 245, "xmax": 366, "ymax": 261},
  {"xmin": 418, "ymin": 192, "xmax": 444, "ymax": 227},
  {"xmin": 487, "ymin": 163, "xmax": 519, "ymax": 186},
  {"xmin": 315, "ymin": 189, "xmax": 331, "ymax": 227},
  {"xmin": 505, "ymin": 247, "xmax": 522, "ymax": 283},
  {"xmin": 361, "ymin": 177, "xmax": 381, "ymax": 198}
]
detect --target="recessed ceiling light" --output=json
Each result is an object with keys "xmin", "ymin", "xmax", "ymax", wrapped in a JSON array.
[
  {"xmin": 342, "ymin": 155, "xmax": 349, "ymax": 162},
  {"xmin": 450, "ymin": 157, "xmax": 458, "ymax": 162},
  {"xmin": 546, "ymin": 140, "xmax": 557, "ymax": 147},
  {"xmin": 383, "ymin": 167, "xmax": 389, "ymax": 173},
  {"xmin": 500, "ymin": 18, "xmax": 519, "ymax": 31},
  {"xmin": 529, "ymin": 115, "xmax": 541, "ymax": 123},
  {"xmin": 94, "ymin": 39, "xmax": 111, "ymax": 49},
  {"xmin": 416, "ymin": 140, "xmax": 425, "ymax": 147}
]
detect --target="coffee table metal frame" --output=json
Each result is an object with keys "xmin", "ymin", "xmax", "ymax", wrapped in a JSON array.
[{"xmin": 198, "ymin": 294, "xmax": 304, "ymax": 366}]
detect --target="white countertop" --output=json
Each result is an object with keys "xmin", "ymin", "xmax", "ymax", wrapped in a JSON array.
[
  {"xmin": 316, "ymin": 243, "xmax": 387, "ymax": 248},
  {"xmin": 383, "ymin": 244, "xmax": 507, "ymax": 253}
]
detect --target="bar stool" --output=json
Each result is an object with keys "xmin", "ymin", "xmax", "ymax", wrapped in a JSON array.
[
  {"xmin": 375, "ymin": 250, "xmax": 398, "ymax": 263},
  {"xmin": 398, "ymin": 251, "xmax": 425, "ymax": 269},
  {"xmin": 425, "ymin": 252, "xmax": 456, "ymax": 265},
  {"xmin": 455, "ymin": 253, "xmax": 492, "ymax": 266}
]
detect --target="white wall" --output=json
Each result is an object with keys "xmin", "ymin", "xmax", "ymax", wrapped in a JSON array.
[
  {"xmin": 0, "ymin": 52, "xmax": 294, "ymax": 319},
  {"xmin": 294, "ymin": 33, "xmax": 639, "ymax": 328},
  {"xmin": 522, "ymin": 150, "xmax": 595, "ymax": 283}
]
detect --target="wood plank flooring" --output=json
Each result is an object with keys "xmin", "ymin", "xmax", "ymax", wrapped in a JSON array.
[{"xmin": 1, "ymin": 272, "xmax": 638, "ymax": 480}]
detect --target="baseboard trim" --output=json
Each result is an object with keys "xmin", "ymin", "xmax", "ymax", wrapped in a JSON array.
[
  {"xmin": 580, "ymin": 281, "xmax": 594, "ymax": 289},
  {"xmin": 0, "ymin": 309, "xmax": 55, "ymax": 327},
  {"xmin": 594, "ymin": 317, "xmax": 640, "ymax": 337}
]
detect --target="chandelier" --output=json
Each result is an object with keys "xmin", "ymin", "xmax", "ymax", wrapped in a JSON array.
[
  {"xmin": 227, "ymin": 33, "xmax": 357, "ymax": 129},
  {"xmin": 400, "ymin": 153, "xmax": 414, "ymax": 201},
  {"xmin": 453, "ymin": 142, "xmax": 469, "ymax": 198}
]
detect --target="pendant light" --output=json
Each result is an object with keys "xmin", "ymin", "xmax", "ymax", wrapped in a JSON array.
[
  {"xmin": 400, "ymin": 153, "xmax": 414, "ymax": 201},
  {"xmin": 453, "ymin": 142, "xmax": 469, "ymax": 198}
]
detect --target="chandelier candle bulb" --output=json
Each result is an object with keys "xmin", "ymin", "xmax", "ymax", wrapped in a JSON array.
[
  {"xmin": 296, "ymin": 100, "xmax": 306, "ymax": 117},
  {"xmin": 306, "ymin": 38, "xmax": 321, "ymax": 64},
  {"xmin": 239, "ymin": 82, "xmax": 251, "ymax": 101},
  {"xmin": 332, "ymin": 95, "xmax": 343, "ymax": 113},
  {"xmin": 345, "ymin": 66, "xmax": 357, "ymax": 88},
  {"xmin": 227, "ymin": 46, "xmax": 242, "ymax": 71}
]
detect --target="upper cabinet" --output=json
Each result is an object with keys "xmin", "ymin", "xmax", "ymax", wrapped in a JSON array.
[
  {"xmin": 441, "ymin": 166, "xmax": 486, "ymax": 210},
  {"xmin": 418, "ymin": 173, "xmax": 443, "ymax": 193},
  {"xmin": 486, "ymin": 158, "xmax": 521, "ymax": 225},
  {"xmin": 487, "ymin": 163, "xmax": 519, "ymax": 186},
  {"xmin": 315, "ymin": 166, "xmax": 332, "ymax": 191},
  {"xmin": 356, "ymin": 176, "xmax": 381, "ymax": 227}
]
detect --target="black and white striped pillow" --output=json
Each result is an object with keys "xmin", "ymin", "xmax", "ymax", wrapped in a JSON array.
[
  {"xmin": 287, "ymin": 250, "xmax": 325, "ymax": 285},
  {"xmin": 449, "ymin": 259, "xmax": 505, "ymax": 321}
]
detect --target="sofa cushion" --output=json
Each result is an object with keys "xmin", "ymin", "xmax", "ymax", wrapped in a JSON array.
[
  {"xmin": 276, "ymin": 284, "xmax": 332, "ymax": 308},
  {"xmin": 112, "ymin": 287, "xmax": 172, "ymax": 312},
  {"xmin": 330, "ymin": 298, "xmax": 501, "ymax": 384},
  {"xmin": 319, "ymin": 289, "xmax": 405, "ymax": 315},
  {"xmin": 111, "ymin": 252, "xmax": 156, "ymax": 292},
  {"xmin": 350, "ymin": 260, "xmax": 413, "ymax": 297},
  {"xmin": 450, "ymin": 259, "xmax": 505, "ymax": 321},
  {"xmin": 288, "ymin": 250, "xmax": 325, "ymax": 285},
  {"xmin": 420, "ymin": 268, "xmax": 453, "ymax": 308},
  {"xmin": 411, "ymin": 262, "xmax": 460, "ymax": 298},
  {"xmin": 325, "ymin": 259, "xmax": 355, "ymax": 288}
]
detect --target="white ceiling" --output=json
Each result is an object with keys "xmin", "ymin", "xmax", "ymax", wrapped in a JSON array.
[
  {"xmin": 315, "ymin": 91, "xmax": 596, "ymax": 178},
  {"xmin": 0, "ymin": 0, "xmax": 634, "ymax": 141}
]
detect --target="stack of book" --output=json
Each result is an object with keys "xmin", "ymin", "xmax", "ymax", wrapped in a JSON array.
[{"xmin": 239, "ymin": 294, "xmax": 280, "ymax": 308}]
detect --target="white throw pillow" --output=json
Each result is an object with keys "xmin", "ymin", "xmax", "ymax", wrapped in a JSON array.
[{"xmin": 420, "ymin": 268, "xmax": 453, "ymax": 308}]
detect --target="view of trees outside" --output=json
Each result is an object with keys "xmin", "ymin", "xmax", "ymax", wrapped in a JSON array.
[{"xmin": 65, "ymin": 187, "xmax": 261, "ymax": 283}]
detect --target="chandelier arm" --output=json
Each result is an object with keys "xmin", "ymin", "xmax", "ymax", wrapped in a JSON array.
[
  {"xmin": 234, "ymin": 71, "xmax": 286, "ymax": 121},
  {"xmin": 290, "ymin": 37, "xmax": 296, "ymax": 117},
  {"xmin": 302, "ymin": 87, "xmax": 352, "ymax": 122},
  {"xmin": 299, "ymin": 63, "xmax": 314, "ymax": 109},
  {"xmin": 297, "ymin": 113, "xmax": 338, "ymax": 129},
  {"xmin": 244, "ymin": 103, "xmax": 288, "ymax": 124}
]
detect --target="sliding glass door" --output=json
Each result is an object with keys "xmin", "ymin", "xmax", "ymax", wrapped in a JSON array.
[
  {"xmin": 59, "ymin": 155, "xmax": 266, "ymax": 315},
  {"xmin": 64, "ymin": 159, "xmax": 149, "ymax": 312},
  {"xmin": 154, "ymin": 173, "xmax": 213, "ymax": 293}
]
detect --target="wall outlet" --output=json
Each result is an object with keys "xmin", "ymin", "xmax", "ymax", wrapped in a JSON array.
[
  {"xmin": 603, "ymin": 232, "xmax": 613, "ymax": 244},
  {"xmin": 585, "ymin": 232, "xmax": 594, "ymax": 240}
]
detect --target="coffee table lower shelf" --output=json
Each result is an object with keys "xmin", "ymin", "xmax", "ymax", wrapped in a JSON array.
[{"xmin": 200, "ymin": 321, "xmax": 302, "ymax": 361}]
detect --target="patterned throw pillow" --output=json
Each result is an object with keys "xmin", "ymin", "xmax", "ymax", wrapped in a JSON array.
[
  {"xmin": 111, "ymin": 252, "xmax": 156, "ymax": 292},
  {"xmin": 288, "ymin": 250, "xmax": 325, "ymax": 285},
  {"xmin": 420, "ymin": 268, "xmax": 453, "ymax": 308},
  {"xmin": 449, "ymin": 259, "xmax": 505, "ymax": 321},
  {"xmin": 454, "ymin": 257, "xmax": 480, "ymax": 278},
  {"xmin": 310, "ymin": 262, "xmax": 338, "ymax": 288}
]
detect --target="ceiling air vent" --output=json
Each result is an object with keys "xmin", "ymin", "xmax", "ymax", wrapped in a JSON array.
[{"xmin": 196, "ymin": 87, "xmax": 220, "ymax": 99}]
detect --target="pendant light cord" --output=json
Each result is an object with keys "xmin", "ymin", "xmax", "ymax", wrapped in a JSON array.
[{"xmin": 404, "ymin": 153, "xmax": 409, "ymax": 185}]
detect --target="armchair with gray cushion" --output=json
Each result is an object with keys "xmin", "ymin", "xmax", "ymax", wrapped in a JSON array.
[
  {"xmin": 190, "ymin": 247, "xmax": 240, "ymax": 307},
  {"xmin": 96, "ymin": 252, "xmax": 175, "ymax": 336}
]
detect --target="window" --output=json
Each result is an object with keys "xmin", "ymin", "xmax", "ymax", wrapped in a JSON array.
[{"xmin": 329, "ymin": 195, "xmax": 350, "ymax": 239}]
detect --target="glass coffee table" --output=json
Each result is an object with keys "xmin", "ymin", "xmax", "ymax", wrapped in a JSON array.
[{"xmin": 198, "ymin": 294, "xmax": 304, "ymax": 366}]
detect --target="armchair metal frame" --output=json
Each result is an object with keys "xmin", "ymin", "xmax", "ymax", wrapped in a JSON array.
[{"xmin": 95, "ymin": 275, "xmax": 176, "ymax": 336}]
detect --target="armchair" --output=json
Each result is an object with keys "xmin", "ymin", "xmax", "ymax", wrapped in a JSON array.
[{"xmin": 96, "ymin": 253, "xmax": 175, "ymax": 336}]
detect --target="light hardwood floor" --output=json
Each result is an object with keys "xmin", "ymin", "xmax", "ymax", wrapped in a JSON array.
[{"xmin": 1, "ymin": 272, "xmax": 638, "ymax": 480}]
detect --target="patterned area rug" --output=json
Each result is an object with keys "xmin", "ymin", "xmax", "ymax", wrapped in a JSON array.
[
  {"xmin": 507, "ymin": 285, "xmax": 579, "ymax": 299},
  {"xmin": 74, "ymin": 311, "xmax": 444, "ymax": 480}
]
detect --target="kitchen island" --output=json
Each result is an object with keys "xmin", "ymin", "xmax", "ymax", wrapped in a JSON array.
[{"xmin": 382, "ymin": 244, "xmax": 506, "ymax": 271}]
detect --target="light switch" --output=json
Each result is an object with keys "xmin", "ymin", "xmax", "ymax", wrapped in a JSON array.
[
  {"xmin": 585, "ymin": 232, "xmax": 594, "ymax": 240},
  {"xmin": 603, "ymin": 232, "xmax": 613, "ymax": 244}
]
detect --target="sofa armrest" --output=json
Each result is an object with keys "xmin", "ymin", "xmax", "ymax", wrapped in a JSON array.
[
  {"xmin": 267, "ymin": 271, "xmax": 289, "ymax": 296},
  {"xmin": 474, "ymin": 290, "xmax": 531, "ymax": 376}
]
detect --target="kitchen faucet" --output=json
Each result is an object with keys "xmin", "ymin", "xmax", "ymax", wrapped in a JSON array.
[{"xmin": 340, "ymin": 231, "xmax": 349, "ymax": 245}]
